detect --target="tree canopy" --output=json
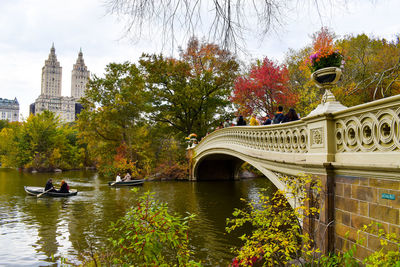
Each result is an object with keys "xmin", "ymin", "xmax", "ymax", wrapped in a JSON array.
[
  {"xmin": 140, "ymin": 37, "xmax": 239, "ymax": 137},
  {"xmin": 230, "ymin": 57, "xmax": 298, "ymax": 117},
  {"xmin": 78, "ymin": 62, "xmax": 153, "ymax": 177},
  {"xmin": 0, "ymin": 111, "xmax": 85, "ymax": 170}
]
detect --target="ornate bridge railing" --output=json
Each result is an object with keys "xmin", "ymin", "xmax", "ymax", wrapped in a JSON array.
[
  {"xmin": 193, "ymin": 94, "xmax": 400, "ymax": 172},
  {"xmin": 333, "ymin": 95, "xmax": 400, "ymax": 166}
]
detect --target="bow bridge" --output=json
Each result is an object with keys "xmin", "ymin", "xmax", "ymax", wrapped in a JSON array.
[{"xmin": 189, "ymin": 94, "xmax": 400, "ymax": 257}]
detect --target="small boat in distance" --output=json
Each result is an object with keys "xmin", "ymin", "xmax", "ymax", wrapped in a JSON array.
[
  {"xmin": 108, "ymin": 179, "xmax": 145, "ymax": 186},
  {"xmin": 24, "ymin": 186, "xmax": 78, "ymax": 197}
]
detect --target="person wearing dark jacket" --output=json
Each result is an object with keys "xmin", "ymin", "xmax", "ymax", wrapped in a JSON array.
[
  {"xmin": 273, "ymin": 106, "xmax": 285, "ymax": 124},
  {"xmin": 44, "ymin": 178, "xmax": 57, "ymax": 192},
  {"xmin": 58, "ymin": 180, "xmax": 69, "ymax": 193},
  {"xmin": 236, "ymin": 115, "xmax": 247, "ymax": 126},
  {"xmin": 282, "ymin": 108, "xmax": 299, "ymax": 123},
  {"xmin": 263, "ymin": 115, "xmax": 272, "ymax": 125}
]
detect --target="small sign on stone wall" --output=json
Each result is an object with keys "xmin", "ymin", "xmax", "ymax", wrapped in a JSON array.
[{"xmin": 381, "ymin": 193, "xmax": 396, "ymax": 200}]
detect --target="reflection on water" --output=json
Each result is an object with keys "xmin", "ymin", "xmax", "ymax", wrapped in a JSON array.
[{"xmin": 0, "ymin": 168, "xmax": 276, "ymax": 266}]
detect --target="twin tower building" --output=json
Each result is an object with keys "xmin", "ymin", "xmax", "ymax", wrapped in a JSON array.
[{"xmin": 30, "ymin": 44, "xmax": 90, "ymax": 122}]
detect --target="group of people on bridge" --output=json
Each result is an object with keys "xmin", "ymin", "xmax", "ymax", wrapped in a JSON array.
[{"xmin": 217, "ymin": 106, "xmax": 299, "ymax": 129}]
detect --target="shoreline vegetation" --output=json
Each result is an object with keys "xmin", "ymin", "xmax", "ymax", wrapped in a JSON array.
[
  {"xmin": 2, "ymin": 32, "xmax": 400, "ymax": 182},
  {"xmin": 1, "ymin": 30, "xmax": 400, "ymax": 264}
]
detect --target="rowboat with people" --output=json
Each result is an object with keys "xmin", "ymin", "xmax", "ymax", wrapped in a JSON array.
[
  {"xmin": 24, "ymin": 186, "xmax": 78, "ymax": 197},
  {"xmin": 108, "ymin": 179, "xmax": 145, "ymax": 186}
]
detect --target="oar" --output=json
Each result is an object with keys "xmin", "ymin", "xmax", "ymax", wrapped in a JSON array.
[
  {"xmin": 110, "ymin": 181, "xmax": 117, "ymax": 186},
  {"xmin": 37, "ymin": 187, "xmax": 53, "ymax": 198}
]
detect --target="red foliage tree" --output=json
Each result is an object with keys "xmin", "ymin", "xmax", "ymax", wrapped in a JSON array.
[{"xmin": 230, "ymin": 57, "xmax": 298, "ymax": 117}]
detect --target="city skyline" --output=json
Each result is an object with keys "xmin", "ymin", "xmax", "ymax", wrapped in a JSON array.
[{"xmin": 0, "ymin": 0, "xmax": 399, "ymax": 119}]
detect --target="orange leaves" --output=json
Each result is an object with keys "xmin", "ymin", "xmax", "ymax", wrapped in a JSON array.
[
  {"xmin": 304, "ymin": 27, "xmax": 343, "ymax": 72},
  {"xmin": 312, "ymin": 27, "xmax": 336, "ymax": 59}
]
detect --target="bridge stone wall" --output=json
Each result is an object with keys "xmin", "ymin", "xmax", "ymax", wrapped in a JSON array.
[
  {"xmin": 190, "ymin": 94, "xmax": 400, "ymax": 258},
  {"xmin": 335, "ymin": 175, "xmax": 400, "ymax": 259}
]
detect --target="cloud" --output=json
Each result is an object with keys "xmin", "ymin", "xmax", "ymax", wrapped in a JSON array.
[{"xmin": 0, "ymin": 0, "xmax": 399, "ymax": 119}]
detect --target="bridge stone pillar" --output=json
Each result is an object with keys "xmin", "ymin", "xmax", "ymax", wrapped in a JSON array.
[
  {"xmin": 307, "ymin": 166, "xmax": 335, "ymax": 254},
  {"xmin": 303, "ymin": 112, "xmax": 338, "ymax": 254}
]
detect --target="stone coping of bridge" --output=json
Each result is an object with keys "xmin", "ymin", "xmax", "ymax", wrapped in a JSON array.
[{"xmin": 193, "ymin": 94, "xmax": 400, "ymax": 174}]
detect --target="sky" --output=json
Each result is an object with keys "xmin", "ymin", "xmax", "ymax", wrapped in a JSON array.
[{"xmin": 0, "ymin": 0, "xmax": 399, "ymax": 119}]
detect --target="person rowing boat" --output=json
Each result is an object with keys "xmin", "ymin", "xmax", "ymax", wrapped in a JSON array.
[{"xmin": 44, "ymin": 178, "xmax": 57, "ymax": 192}]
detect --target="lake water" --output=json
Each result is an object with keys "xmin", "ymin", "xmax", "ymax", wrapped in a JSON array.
[{"xmin": 0, "ymin": 168, "xmax": 275, "ymax": 266}]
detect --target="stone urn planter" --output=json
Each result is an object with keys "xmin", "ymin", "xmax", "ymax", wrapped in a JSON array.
[
  {"xmin": 311, "ymin": 67, "xmax": 342, "ymax": 88},
  {"xmin": 307, "ymin": 66, "xmax": 347, "ymax": 117}
]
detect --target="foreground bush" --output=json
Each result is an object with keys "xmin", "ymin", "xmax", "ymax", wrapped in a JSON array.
[
  {"xmin": 226, "ymin": 174, "xmax": 400, "ymax": 266},
  {"xmin": 80, "ymin": 189, "xmax": 201, "ymax": 266}
]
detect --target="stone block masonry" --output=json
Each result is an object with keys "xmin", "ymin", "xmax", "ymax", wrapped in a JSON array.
[{"xmin": 334, "ymin": 175, "xmax": 399, "ymax": 259}]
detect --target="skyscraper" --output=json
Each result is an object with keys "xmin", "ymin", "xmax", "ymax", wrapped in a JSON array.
[
  {"xmin": 71, "ymin": 48, "xmax": 90, "ymax": 99},
  {"xmin": 32, "ymin": 45, "xmax": 90, "ymax": 122},
  {"xmin": 41, "ymin": 43, "xmax": 62, "ymax": 97}
]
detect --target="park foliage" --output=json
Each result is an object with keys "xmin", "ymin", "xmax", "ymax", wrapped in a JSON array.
[
  {"xmin": 230, "ymin": 57, "xmax": 298, "ymax": 117},
  {"xmin": 1, "ymin": 30, "xmax": 400, "ymax": 178},
  {"xmin": 76, "ymin": 175, "xmax": 399, "ymax": 266},
  {"xmin": 305, "ymin": 27, "xmax": 343, "ymax": 72},
  {"xmin": 226, "ymin": 174, "xmax": 400, "ymax": 266},
  {"xmin": 79, "ymin": 188, "xmax": 201, "ymax": 266},
  {"xmin": 0, "ymin": 111, "xmax": 87, "ymax": 170}
]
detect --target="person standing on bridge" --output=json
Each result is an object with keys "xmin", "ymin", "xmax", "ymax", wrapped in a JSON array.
[
  {"xmin": 282, "ymin": 108, "xmax": 299, "ymax": 123},
  {"xmin": 236, "ymin": 115, "xmax": 246, "ymax": 126},
  {"xmin": 250, "ymin": 114, "xmax": 260, "ymax": 126},
  {"xmin": 263, "ymin": 115, "xmax": 272, "ymax": 125},
  {"xmin": 273, "ymin": 106, "xmax": 285, "ymax": 124}
]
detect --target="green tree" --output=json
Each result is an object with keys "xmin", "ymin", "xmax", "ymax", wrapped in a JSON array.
[
  {"xmin": 284, "ymin": 47, "xmax": 320, "ymax": 116},
  {"xmin": 0, "ymin": 124, "xmax": 20, "ymax": 166},
  {"xmin": 78, "ymin": 62, "xmax": 153, "ymax": 177},
  {"xmin": 0, "ymin": 120, "xmax": 9, "ymax": 131},
  {"xmin": 0, "ymin": 111, "xmax": 85, "ymax": 170},
  {"xmin": 140, "ymin": 37, "xmax": 239, "ymax": 138}
]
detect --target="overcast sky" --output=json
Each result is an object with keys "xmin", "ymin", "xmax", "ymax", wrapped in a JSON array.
[{"xmin": 0, "ymin": 0, "xmax": 399, "ymax": 119}]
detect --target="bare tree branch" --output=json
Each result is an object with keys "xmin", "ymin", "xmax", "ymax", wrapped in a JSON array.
[{"xmin": 104, "ymin": 0, "xmax": 346, "ymax": 52}]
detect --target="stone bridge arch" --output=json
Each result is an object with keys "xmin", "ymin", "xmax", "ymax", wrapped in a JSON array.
[{"xmin": 192, "ymin": 149, "xmax": 299, "ymax": 208}]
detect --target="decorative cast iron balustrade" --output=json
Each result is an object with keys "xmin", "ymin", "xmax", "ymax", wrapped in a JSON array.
[
  {"xmin": 194, "ymin": 120, "xmax": 309, "ymax": 154},
  {"xmin": 194, "ymin": 95, "xmax": 400, "ymax": 167},
  {"xmin": 334, "ymin": 98, "xmax": 400, "ymax": 153}
]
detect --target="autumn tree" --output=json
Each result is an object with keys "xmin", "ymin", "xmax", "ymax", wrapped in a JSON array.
[
  {"xmin": 78, "ymin": 62, "xmax": 153, "ymax": 177},
  {"xmin": 140, "ymin": 37, "xmax": 239, "ymax": 137},
  {"xmin": 0, "ymin": 111, "xmax": 85, "ymax": 170},
  {"xmin": 284, "ymin": 31, "xmax": 400, "ymax": 116},
  {"xmin": 284, "ymin": 47, "xmax": 320, "ymax": 116},
  {"xmin": 230, "ymin": 57, "xmax": 298, "ymax": 117},
  {"xmin": 0, "ymin": 120, "xmax": 9, "ymax": 131},
  {"xmin": 336, "ymin": 34, "xmax": 400, "ymax": 105}
]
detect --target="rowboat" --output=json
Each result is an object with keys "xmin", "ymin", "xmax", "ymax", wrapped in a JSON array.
[
  {"xmin": 24, "ymin": 186, "xmax": 78, "ymax": 197},
  {"xmin": 108, "ymin": 179, "xmax": 145, "ymax": 186}
]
